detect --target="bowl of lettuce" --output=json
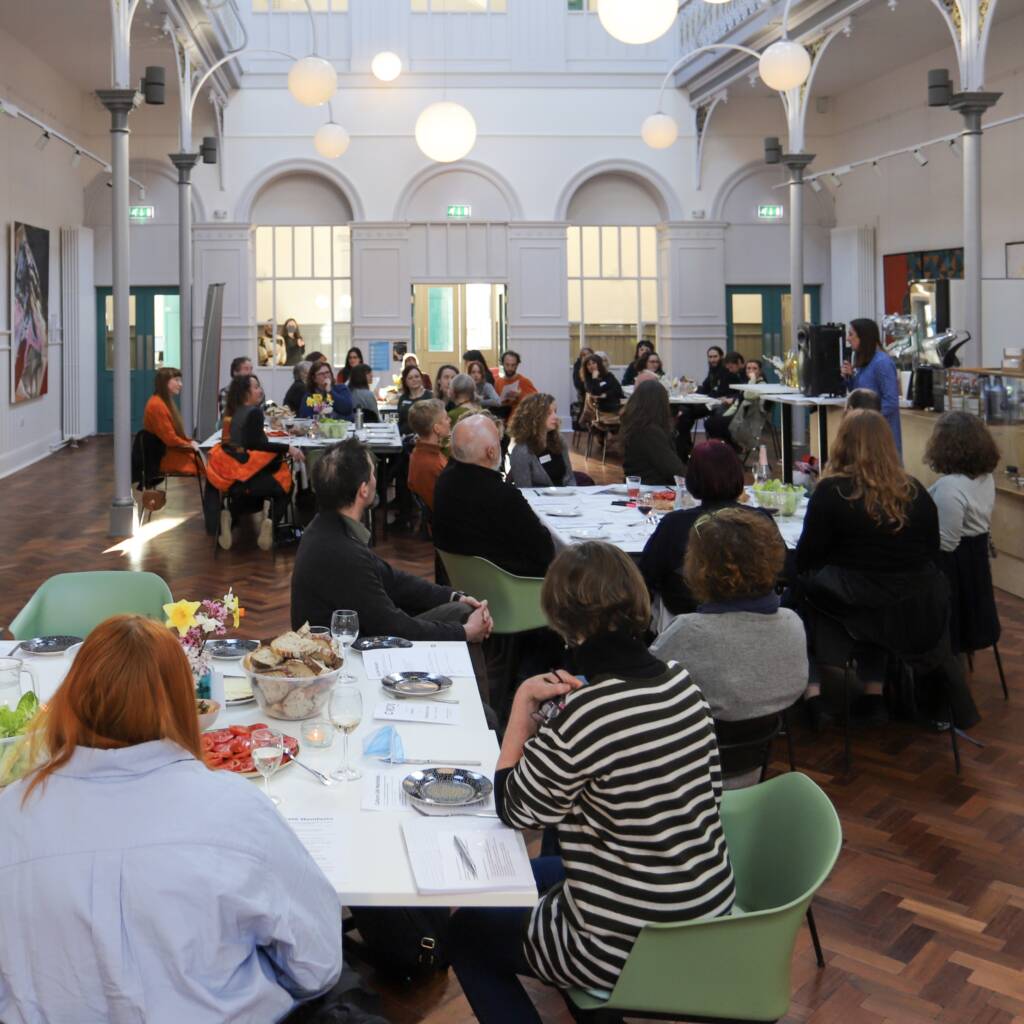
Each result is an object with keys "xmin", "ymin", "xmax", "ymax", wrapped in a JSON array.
[{"xmin": 0, "ymin": 692, "xmax": 44, "ymax": 788}]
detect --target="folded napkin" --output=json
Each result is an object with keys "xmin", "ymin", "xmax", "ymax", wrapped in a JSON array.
[{"xmin": 363, "ymin": 725, "xmax": 405, "ymax": 761}]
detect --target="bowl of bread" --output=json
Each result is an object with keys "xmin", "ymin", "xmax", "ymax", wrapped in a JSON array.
[{"xmin": 241, "ymin": 624, "xmax": 343, "ymax": 721}]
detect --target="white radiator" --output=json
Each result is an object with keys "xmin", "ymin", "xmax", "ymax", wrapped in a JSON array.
[{"xmin": 59, "ymin": 227, "xmax": 96, "ymax": 440}]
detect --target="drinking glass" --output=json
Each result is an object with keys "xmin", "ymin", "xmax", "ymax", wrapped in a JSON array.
[
  {"xmin": 637, "ymin": 491, "xmax": 654, "ymax": 517},
  {"xmin": 752, "ymin": 463, "xmax": 771, "ymax": 487},
  {"xmin": 331, "ymin": 609, "xmax": 360, "ymax": 683},
  {"xmin": 329, "ymin": 684, "xmax": 364, "ymax": 782},
  {"xmin": 251, "ymin": 727, "xmax": 284, "ymax": 806},
  {"xmin": 625, "ymin": 475, "xmax": 641, "ymax": 505}
]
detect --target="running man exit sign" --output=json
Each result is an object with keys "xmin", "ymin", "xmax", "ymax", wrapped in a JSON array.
[
  {"xmin": 757, "ymin": 204, "xmax": 785, "ymax": 220},
  {"xmin": 129, "ymin": 205, "xmax": 156, "ymax": 223},
  {"xmin": 446, "ymin": 204, "xmax": 472, "ymax": 219}
]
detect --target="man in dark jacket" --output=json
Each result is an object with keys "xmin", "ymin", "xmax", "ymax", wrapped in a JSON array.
[
  {"xmin": 291, "ymin": 438, "xmax": 492, "ymax": 642},
  {"xmin": 676, "ymin": 346, "xmax": 745, "ymax": 460},
  {"xmin": 433, "ymin": 414, "xmax": 555, "ymax": 578}
]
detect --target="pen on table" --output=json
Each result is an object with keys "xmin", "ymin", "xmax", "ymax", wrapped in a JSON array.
[{"xmin": 453, "ymin": 834, "xmax": 478, "ymax": 878}]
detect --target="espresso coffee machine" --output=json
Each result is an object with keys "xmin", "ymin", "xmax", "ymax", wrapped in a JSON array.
[{"xmin": 798, "ymin": 322, "xmax": 846, "ymax": 397}]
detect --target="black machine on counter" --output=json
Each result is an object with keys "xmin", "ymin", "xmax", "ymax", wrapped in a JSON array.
[{"xmin": 797, "ymin": 322, "xmax": 846, "ymax": 397}]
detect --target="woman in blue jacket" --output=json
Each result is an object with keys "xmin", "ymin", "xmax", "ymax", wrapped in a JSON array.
[{"xmin": 841, "ymin": 318, "xmax": 902, "ymax": 454}]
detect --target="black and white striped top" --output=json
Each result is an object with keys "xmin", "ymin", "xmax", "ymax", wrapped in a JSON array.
[{"xmin": 499, "ymin": 650, "xmax": 736, "ymax": 992}]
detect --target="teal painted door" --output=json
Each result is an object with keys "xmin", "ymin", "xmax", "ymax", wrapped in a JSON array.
[
  {"xmin": 96, "ymin": 287, "xmax": 181, "ymax": 433},
  {"xmin": 725, "ymin": 285, "xmax": 822, "ymax": 374}
]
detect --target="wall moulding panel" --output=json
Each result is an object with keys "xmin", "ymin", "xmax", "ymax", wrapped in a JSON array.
[
  {"xmin": 408, "ymin": 223, "xmax": 509, "ymax": 281},
  {"xmin": 353, "ymin": 223, "xmax": 410, "ymax": 330}
]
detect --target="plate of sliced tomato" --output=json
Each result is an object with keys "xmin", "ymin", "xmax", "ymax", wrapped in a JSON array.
[{"xmin": 201, "ymin": 723, "xmax": 299, "ymax": 777}]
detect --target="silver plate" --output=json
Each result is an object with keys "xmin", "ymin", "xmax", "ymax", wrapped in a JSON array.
[
  {"xmin": 206, "ymin": 639, "xmax": 260, "ymax": 660},
  {"xmin": 381, "ymin": 672, "xmax": 453, "ymax": 697},
  {"xmin": 352, "ymin": 636, "xmax": 413, "ymax": 651},
  {"xmin": 18, "ymin": 635, "xmax": 84, "ymax": 656},
  {"xmin": 403, "ymin": 768, "xmax": 493, "ymax": 807}
]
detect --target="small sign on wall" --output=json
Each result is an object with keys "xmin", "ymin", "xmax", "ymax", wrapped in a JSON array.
[
  {"xmin": 446, "ymin": 204, "xmax": 472, "ymax": 220},
  {"xmin": 129, "ymin": 205, "xmax": 156, "ymax": 223},
  {"xmin": 757, "ymin": 204, "xmax": 784, "ymax": 221}
]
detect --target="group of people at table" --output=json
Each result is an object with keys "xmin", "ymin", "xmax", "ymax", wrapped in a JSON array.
[{"xmin": 37, "ymin": 318, "xmax": 999, "ymax": 1022}]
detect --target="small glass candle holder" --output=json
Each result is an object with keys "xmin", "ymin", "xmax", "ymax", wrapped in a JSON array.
[{"xmin": 301, "ymin": 719, "xmax": 334, "ymax": 749}]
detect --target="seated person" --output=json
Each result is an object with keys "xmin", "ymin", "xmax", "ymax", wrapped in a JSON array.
[
  {"xmin": 402, "ymin": 352, "xmax": 432, "ymax": 392},
  {"xmin": 142, "ymin": 367, "xmax": 202, "ymax": 476},
  {"xmin": 493, "ymin": 350, "xmax": 537, "ymax": 415},
  {"xmin": 467, "ymin": 359, "xmax": 502, "ymax": 409},
  {"xmin": 218, "ymin": 356, "xmax": 253, "ymax": 424},
  {"xmin": 0, "ymin": 615, "xmax": 343, "ymax": 1023},
  {"xmin": 447, "ymin": 373, "xmax": 481, "ymax": 428},
  {"xmin": 291, "ymin": 438, "xmax": 492, "ymax": 642},
  {"xmin": 507, "ymin": 393, "xmax": 574, "ymax": 488},
  {"xmin": 705, "ymin": 357, "xmax": 769, "ymax": 452},
  {"xmin": 676, "ymin": 346, "xmax": 744, "ymax": 460},
  {"xmin": 846, "ymin": 387, "xmax": 882, "ymax": 412},
  {"xmin": 407, "ymin": 398, "xmax": 450, "ymax": 512},
  {"xmin": 337, "ymin": 346, "xmax": 364, "ymax": 384},
  {"xmin": 651, "ymin": 508, "xmax": 807, "ymax": 782},
  {"xmin": 206, "ymin": 374, "xmax": 305, "ymax": 551},
  {"xmin": 571, "ymin": 346, "xmax": 593, "ymax": 400},
  {"xmin": 639, "ymin": 440, "xmax": 776, "ymax": 615},
  {"xmin": 582, "ymin": 351, "xmax": 624, "ymax": 414},
  {"xmin": 449, "ymin": 542, "xmax": 735, "ymax": 1024},
  {"xmin": 282, "ymin": 360, "xmax": 312, "ymax": 417},
  {"xmin": 638, "ymin": 350, "xmax": 665, "ymax": 378},
  {"xmin": 621, "ymin": 379, "xmax": 685, "ymax": 485},
  {"xmin": 435, "ymin": 363, "xmax": 459, "ymax": 410},
  {"xmin": 306, "ymin": 360, "xmax": 354, "ymax": 421},
  {"xmin": 347, "ymin": 363, "xmax": 379, "ymax": 420},
  {"xmin": 396, "ymin": 364, "xmax": 433, "ymax": 435},
  {"xmin": 620, "ymin": 339, "xmax": 653, "ymax": 387},
  {"xmin": 433, "ymin": 413, "xmax": 555, "ymax": 578}
]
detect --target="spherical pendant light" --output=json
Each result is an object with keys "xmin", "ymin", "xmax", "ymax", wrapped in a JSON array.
[
  {"xmin": 314, "ymin": 122, "xmax": 350, "ymax": 159},
  {"xmin": 288, "ymin": 56, "xmax": 337, "ymax": 107},
  {"xmin": 597, "ymin": 0, "xmax": 678, "ymax": 45},
  {"xmin": 371, "ymin": 51, "xmax": 403, "ymax": 82},
  {"xmin": 758, "ymin": 39, "xmax": 812, "ymax": 92},
  {"xmin": 414, "ymin": 101, "xmax": 477, "ymax": 163},
  {"xmin": 641, "ymin": 112, "xmax": 679, "ymax": 149}
]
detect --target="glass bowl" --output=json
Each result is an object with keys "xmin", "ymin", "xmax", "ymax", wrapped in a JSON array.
[{"xmin": 244, "ymin": 666, "xmax": 341, "ymax": 721}]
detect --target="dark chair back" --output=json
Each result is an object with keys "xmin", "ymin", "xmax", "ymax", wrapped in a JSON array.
[
  {"xmin": 131, "ymin": 429, "xmax": 166, "ymax": 489},
  {"xmin": 715, "ymin": 713, "xmax": 784, "ymax": 782}
]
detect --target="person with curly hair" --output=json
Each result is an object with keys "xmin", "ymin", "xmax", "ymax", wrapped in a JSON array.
[{"xmin": 507, "ymin": 393, "xmax": 574, "ymax": 488}]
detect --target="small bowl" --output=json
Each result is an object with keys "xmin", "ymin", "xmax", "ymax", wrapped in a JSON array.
[{"xmin": 196, "ymin": 698, "xmax": 221, "ymax": 731}]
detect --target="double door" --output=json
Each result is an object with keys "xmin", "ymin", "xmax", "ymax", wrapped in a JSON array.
[
  {"xmin": 726, "ymin": 286, "xmax": 821, "ymax": 368},
  {"xmin": 96, "ymin": 287, "xmax": 181, "ymax": 434},
  {"xmin": 411, "ymin": 283, "xmax": 507, "ymax": 383}
]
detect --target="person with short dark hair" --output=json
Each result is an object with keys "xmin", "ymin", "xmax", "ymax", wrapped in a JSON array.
[
  {"xmin": 218, "ymin": 356, "xmax": 254, "ymax": 422},
  {"xmin": 582, "ymin": 352, "xmax": 623, "ymax": 414},
  {"xmin": 290, "ymin": 438, "xmax": 492, "ymax": 641},
  {"xmin": 407, "ymin": 399, "xmax": 450, "ymax": 511},
  {"xmin": 841, "ymin": 318, "xmax": 901, "ymax": 452},
  {"xmin": 676, "ymin": 346, "xmax": 743, "ymax": 460},
  {"xmin": 493, "ymin": 350, "xmax": 537, "ymax": 415},
  {"xmin": 396, "ymin": 364, "xmax": 433, "ymax": 434},
  {"xmin": 621, "ymin": 340, "xmax": 654, "ymax": 387},
  {"xmin": 638, "ymin": 440, "xmax": 777, "ymax": 615},
  {"xmin": 305, "ymin": 360, "xmax": 354, "ymax": 421},
  {"xmin": 449, "ymin": 541, "xmax": 735, "ymax": 1024},
  {"xmin": 347, "ymin": 364, "xmax": 379, "ymax": 420},
  {"xmin": 846, "ymin": 387, "xmax": 882, "ymax": 412},
  {"xmin": 337, "ymin": 346, "xmax": 364, "ymax": 384},
  {"xmin": 621, "ymin": 379, "xmax": 685, "ymax": 485}
]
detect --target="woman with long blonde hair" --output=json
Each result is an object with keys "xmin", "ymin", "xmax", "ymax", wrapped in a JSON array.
[
  {"xmin": 142, "ymin": 365, "xmax": 202, "ymax": 476},
  {"xmin": 793, "ymin": 410, "xmax": 978, "ymax": 730},
  {"xmin": 0, "ymin": 615, "xmax": 343, "ymax": 1022},
  {"xmin": 507, "ymin": 392, "xmax": 574, "ymax": 487}
]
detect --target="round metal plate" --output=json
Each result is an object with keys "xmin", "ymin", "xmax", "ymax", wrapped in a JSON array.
[
  {"xmin": 206, "ymin": 639, "xmax": 260, "ymax": 660},
  {"xmin": 381, "ymin": 672, "xmax": 453, "ymax": 697},
  {"xmin": 403, "ymin": 767, "xmax": 492, "ymax": 807},
  {"xmin": 18, "ymin": 635, "xmax": 84, "ymax": 656},
  {"xmin": 352, "ymin": 636, "xmax": 414, "ymax": 651}
]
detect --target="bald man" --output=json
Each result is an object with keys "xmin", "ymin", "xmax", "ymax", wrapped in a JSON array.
[{"xmin": 432, "ymin": 414, "xmax": 555, "ymax": 578}]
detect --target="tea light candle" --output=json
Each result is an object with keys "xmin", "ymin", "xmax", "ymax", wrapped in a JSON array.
[{"xmin": 301, "ymin": 720, "xmax": 334, "ymax": 748}]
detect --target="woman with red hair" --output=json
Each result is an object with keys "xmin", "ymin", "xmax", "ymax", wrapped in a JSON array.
[
  {"xmin": 142, "ymin": 366, "xmax": 203, "ymax": 476},
  {"xmin": 0, "ymin": 615, "xmax": 343, "ymax": 1024}
]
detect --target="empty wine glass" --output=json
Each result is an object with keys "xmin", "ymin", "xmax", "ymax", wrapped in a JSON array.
[
  {"xmin": 329, "ymin": 684, "xmax": 363, "ymax": 782},
  {"xmin": 251, "ymin": 727, "xmax": 284, "ymax": 806},
  {"xmin": 331, "ymin": 609, "xmax": 359, "ymax": 683}
]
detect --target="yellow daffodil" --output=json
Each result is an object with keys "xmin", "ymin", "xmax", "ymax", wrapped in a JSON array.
[
  {"xmin": 223, "ymin": 588, "xmax": 244, "ymax": 629},
  {"xmin": 164, "ymin": 600, "xmax": 201, "ymax": 637}
]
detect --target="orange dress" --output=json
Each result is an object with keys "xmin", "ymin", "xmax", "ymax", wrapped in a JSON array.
[
  {"xmin": 494, "ymin": 372, "xmax": 537, "ymax": 414},
  {"xmin": 143, "ymin": 395, "xmax": 200, "ymax": 476}
]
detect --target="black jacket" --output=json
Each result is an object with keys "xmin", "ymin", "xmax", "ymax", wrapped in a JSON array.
[
  {"xmin": 699, "ymin": 366, "xmax": 743, "ymax": 400},
  {"xmin": 622, "ymin": 427, "xmax": 685, "ymax": 486},
  {"xmin": 432, "ymin": 461, "xmax": 555, "ymax": 578},
  {"xmin": 585, "ymin": 372, "xmax": 624, "ymax": 413},
  {"xmin": 290, "ymin": 511, "xmax": 465, "ymax": 640}
]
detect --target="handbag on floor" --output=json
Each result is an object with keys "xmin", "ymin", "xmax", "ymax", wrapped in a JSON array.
[{"xmin": 345, "ymin": 906, "xmax": 450, "ymax": 982}]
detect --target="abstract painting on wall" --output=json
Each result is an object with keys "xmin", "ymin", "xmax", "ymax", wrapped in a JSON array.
[{"xmin": 11, "ymin": 221, "xmax": 49, "ymax": 403}]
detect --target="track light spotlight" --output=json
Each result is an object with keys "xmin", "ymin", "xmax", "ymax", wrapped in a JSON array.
[
  {"xmin": 913, "ymin": 148, "xmax": 928, "ymax": 166},
  {"xmin": 809, "ymin": 178, "xmax": 823, "ymax": 192},
  {"xmin": 35, "ymin": 131, "xmax": 50, "ymax": 151},
  {"xmin": 949, "ymin": 138, "xmax": 961, "ymax": 157},
  {"xmin": 71, "ymin": 149, "xmax": 82, "ymax": 168}
]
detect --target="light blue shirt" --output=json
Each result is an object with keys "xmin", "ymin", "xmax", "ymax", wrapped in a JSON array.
[
  {"xmin": 0, "ymin": 740, "xmax": 343, "ymax": 1024},
  {"xmin": 851, "ymin": 348, "xmax": 903, "ymax": 454}
]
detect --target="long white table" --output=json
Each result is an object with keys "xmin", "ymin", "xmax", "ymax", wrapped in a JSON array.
[
  {"xmin": 522, "ymin": 485, "xmax": 807, "ymax": 553},
  {"xmin": 200, "ymin": 422, "xmax": 403, "ymax": 453},
  {"xmin": 622, "ymin": 385, "xmax": 721, "ymax": 408},
  {"xmin": 4, "ymin": 639, "xmax": 535, "ymax": 910}
]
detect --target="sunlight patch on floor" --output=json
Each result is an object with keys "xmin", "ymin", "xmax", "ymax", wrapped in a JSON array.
[{"xmin": 104, "ymin": 515, "xmax": 190, "ymax": 558}]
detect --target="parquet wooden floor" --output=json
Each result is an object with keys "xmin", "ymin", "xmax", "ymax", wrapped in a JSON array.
[{"xmin": 2, "ymin": 436, "xmax": 1022, "ymax": 1024}]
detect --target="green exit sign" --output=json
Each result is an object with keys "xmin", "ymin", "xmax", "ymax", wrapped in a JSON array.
[
  {"xmin": 446, "ymin": 204, "xmax": 472, "ymax": 219},
  {"xmin": 757, "ymin": 204, "xmax": 785, "ymax": 220},
  {"xmin": 129, "ymin": 204, "xmax": 155, "ymax": 223}
]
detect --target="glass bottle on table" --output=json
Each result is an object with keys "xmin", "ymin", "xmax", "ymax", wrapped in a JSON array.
[
  {"xmin": 329, "ymin": 684, "xmax": 363, "ymax": 782},
  {"xmin": 752, "ymin": 445, "xmax": 771, "ymax": 486},
  {"xmin": 331, "ymin": 609, "xmax": 359, "ymax": 683}
]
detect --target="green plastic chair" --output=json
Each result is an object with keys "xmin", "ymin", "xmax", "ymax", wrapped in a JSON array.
[
  {"xmin": 567, "ymin": 772, "xmax": 842, "ymax": 1023},
  {"xmin": 437, "ymin": 551, "xmax": 546, "ymax": 635},
  {"xmin": 7, "ymin": 571, "xmax": 174, "ymax": 640}
]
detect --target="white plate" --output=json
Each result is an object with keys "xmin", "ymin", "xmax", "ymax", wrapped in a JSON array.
[
  {"xmin": 544, "ymin": 508, "xmax": 582, "ymax": 518},
  {"xmin": 569, "ymin": 528, "xmax": 609, "ymax": 540}
]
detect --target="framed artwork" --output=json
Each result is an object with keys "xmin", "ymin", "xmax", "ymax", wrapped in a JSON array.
[
  {"xmin": 11, "ymin": 221, "xmax": 49, "ymax": 403},
  {"xmin": 1006, "ymin": 241, "xmax": 1024, "ymax": 279}
]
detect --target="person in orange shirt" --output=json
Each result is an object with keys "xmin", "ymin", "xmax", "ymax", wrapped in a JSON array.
[
  {"xmin": 493, "ymin": 350, "xmax": 537, "ymax": 416},
  {"xmin": 142, "ymin": 367, "xmax": 202, "ymax": 476},
  {"xmin": 407, "ymin": 399, "xmax": 450, "ymax": 513}
]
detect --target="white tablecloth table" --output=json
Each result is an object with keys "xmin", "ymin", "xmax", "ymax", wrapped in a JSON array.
[
  {"xmin": 200, "ymin": 423, "xmax": 403, "ymax": 453},
  {"xmin": 4, "ymin": 639, "xmax": 535, "ymax": 909},
  {"xmin": 622, "ymin": 385, "xmax": 720, "ymax": 408}
]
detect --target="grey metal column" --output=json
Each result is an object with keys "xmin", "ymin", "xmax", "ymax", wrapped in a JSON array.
[
  {"xmin": 97, "ymin": 88, "xmax": 138, "ymax": 537},
  {"xmin": 170, "ymin": 151, "xmax": 199, "ymax": 435},
  {"xmin": 784, "ymin": 154, "xmax": 814, "ymax": 353}
]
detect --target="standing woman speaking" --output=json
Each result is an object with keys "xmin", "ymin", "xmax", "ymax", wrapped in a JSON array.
[{"xmin": 841, "ymin": 318, "xmax": 902, "ymax": 454}]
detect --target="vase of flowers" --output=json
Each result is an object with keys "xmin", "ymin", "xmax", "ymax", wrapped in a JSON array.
[
  {"xmin": 164, "ymin": 589, "xmax": 243, "ymax": 699},
  {"xmin": 305, "ymin": 391, "xmax": 331, "ymax": 438}
]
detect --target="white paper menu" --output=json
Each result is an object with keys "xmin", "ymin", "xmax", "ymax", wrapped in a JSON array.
[
  {"xmin": 360, "ymin": 644, "xmax": 475, "ymax": 681},
  {"xmin": 373, "ymin": 701, "xmax": 462, "ymax": 726}
]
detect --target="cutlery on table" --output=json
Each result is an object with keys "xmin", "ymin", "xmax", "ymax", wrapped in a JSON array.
[
  {"xmin": 377, "ymin": 757, "xmax": 483, "ymax": 766},
  {"xmin": 389, "ymin": 692, "xmax": 459, "ymax": 705},
  {"xmin": 410, "ymin": 802, "xmax": 499, "ymax": 819},
  {"xmin": 283, "ymin": 752, "xmax": 334, "ymax": 786}
]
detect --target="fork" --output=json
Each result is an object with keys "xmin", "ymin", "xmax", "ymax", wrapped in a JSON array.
[
  {"xmin": 410, "ymin": 802, "xmax": 499, "ymax": 819},
  {"xmin": 283, "ymin": 752, "xmax": 334, "ymax": 787}
]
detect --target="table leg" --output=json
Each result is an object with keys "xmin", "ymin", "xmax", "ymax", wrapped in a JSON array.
[
  {"xmin": 817, "ymin": 406, "xmax": 830, "ymax": 466},
  {"xmin": 780, "ymin": 403, "xmax": 794, "ymax": 484}
]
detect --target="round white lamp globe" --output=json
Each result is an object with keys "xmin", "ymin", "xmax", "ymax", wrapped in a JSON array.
[
  {"xmin": 371, "ymin": 51, "xmax": 403, "ymax": 82},
  {"xmin": 414, "ymin": 101, "xmax": 477, "ymax": 163},
  {"xmin": 641, "ymin": 112, "xmax": 679, "ymax": 149},
  {"xmin": 314, "ymin": 122, "xmax": 350, "ymax": 159},
  {"xmin": 288, "ymin": 56, "xmax": 338, "ymax": 107},
  {"xmin": 597, "ymin": 0, "xmax": 678, "ymax": 45},
  {"xmin": 758, "ymin": 39, "xmax": 812, "ymax": 92}
]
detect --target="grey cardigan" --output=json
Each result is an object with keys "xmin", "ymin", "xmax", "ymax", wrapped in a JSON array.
[
  {"xmin": 475, "ymin": 381, "xmax": 501, "ymax": 409},
  {"xmin": 508, "ymin": 436, "xmax": 575, "ymax": 488},
  {"xmin": 650, "ymin": 608, "xmax": 808, "ymax": 722}
]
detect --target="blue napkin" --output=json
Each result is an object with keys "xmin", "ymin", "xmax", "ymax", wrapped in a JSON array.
[{"xmin": 362, "ymin": 725, "xmax": 405, "ymax": 761}]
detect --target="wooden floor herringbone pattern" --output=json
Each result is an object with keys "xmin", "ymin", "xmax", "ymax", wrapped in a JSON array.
[{"xmin": 1, "ymin": 436, "xmax": 1022, "ymax": 1024}]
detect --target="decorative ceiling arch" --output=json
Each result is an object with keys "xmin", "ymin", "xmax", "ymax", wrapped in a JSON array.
[
  {"xmin": 393, "ymin": 160, "xmax": 524, "ymax": 221},
  {"xmin": 83, "ymin": 158, "xmax": 207, "ymax": 224},
  {"xmin": 234, "ymin": 158, "xmax": 366, "ymax": 223},
  {"xmin": 554, "ymin": 159, "xmax": 684, "ymax": 222}
]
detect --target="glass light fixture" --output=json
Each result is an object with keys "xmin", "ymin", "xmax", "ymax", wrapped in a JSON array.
[
  {"xmin": 314, "ymin": 121, "xmax": 350, "ymax": 159},
  {"xmin": 371, "ymin": 51, "xmax": 403, "ymax": 82},
  {"xmin": 641, "ymin": 112, "xmax": 679, "ymax": 149},
  {"xmin": 288, "ymin": 56, "xmax": 338, "ymax": 107},
  {"xmin": 597, "ymin": 0, "xmax": 677, "ymax": 45},
  {"xmin": 758, "ymin": 40, "xmax": 811, "ymax": 92},
  {"xmin": 414, "ymin": 101, "xmax": 477, "ymax": 163}
]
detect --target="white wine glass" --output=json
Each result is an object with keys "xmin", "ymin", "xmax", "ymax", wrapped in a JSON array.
[
  {"xmin": 251, "ymin": 727, "xmax": 284, "ymax": 807},
  {"xmin": 329, "ymin": 684, "xmax": 363, "ymax": 782},
  {"xmin": 331, "ymin": 609, "xmax": 360, "ymax": 683}
]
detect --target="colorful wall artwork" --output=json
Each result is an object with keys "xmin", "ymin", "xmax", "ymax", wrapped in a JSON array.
[
  {"xmin": 11, "ymin": 221, "xmax": 49, "ymax": 403},
  {"xmin": 882, "ymin": 246, "xmax": 963, "ymax": 316}
]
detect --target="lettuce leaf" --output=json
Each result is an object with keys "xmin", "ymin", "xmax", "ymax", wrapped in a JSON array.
[{"xmin": 0, "ymin": 691, "xmax": 40, "ymax": 738}]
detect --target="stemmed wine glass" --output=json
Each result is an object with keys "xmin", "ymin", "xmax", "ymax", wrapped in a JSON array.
[
  {"xmin": 329, "ymin": 684, "xmax": 364, "ymax": 782},
  {"xmin": 331, "ymin": 609, "xmax": 359, "ymax": 683},
  {"xmin": 251, "ymin": 727, "xmax": 284, "ymax": 806}
]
